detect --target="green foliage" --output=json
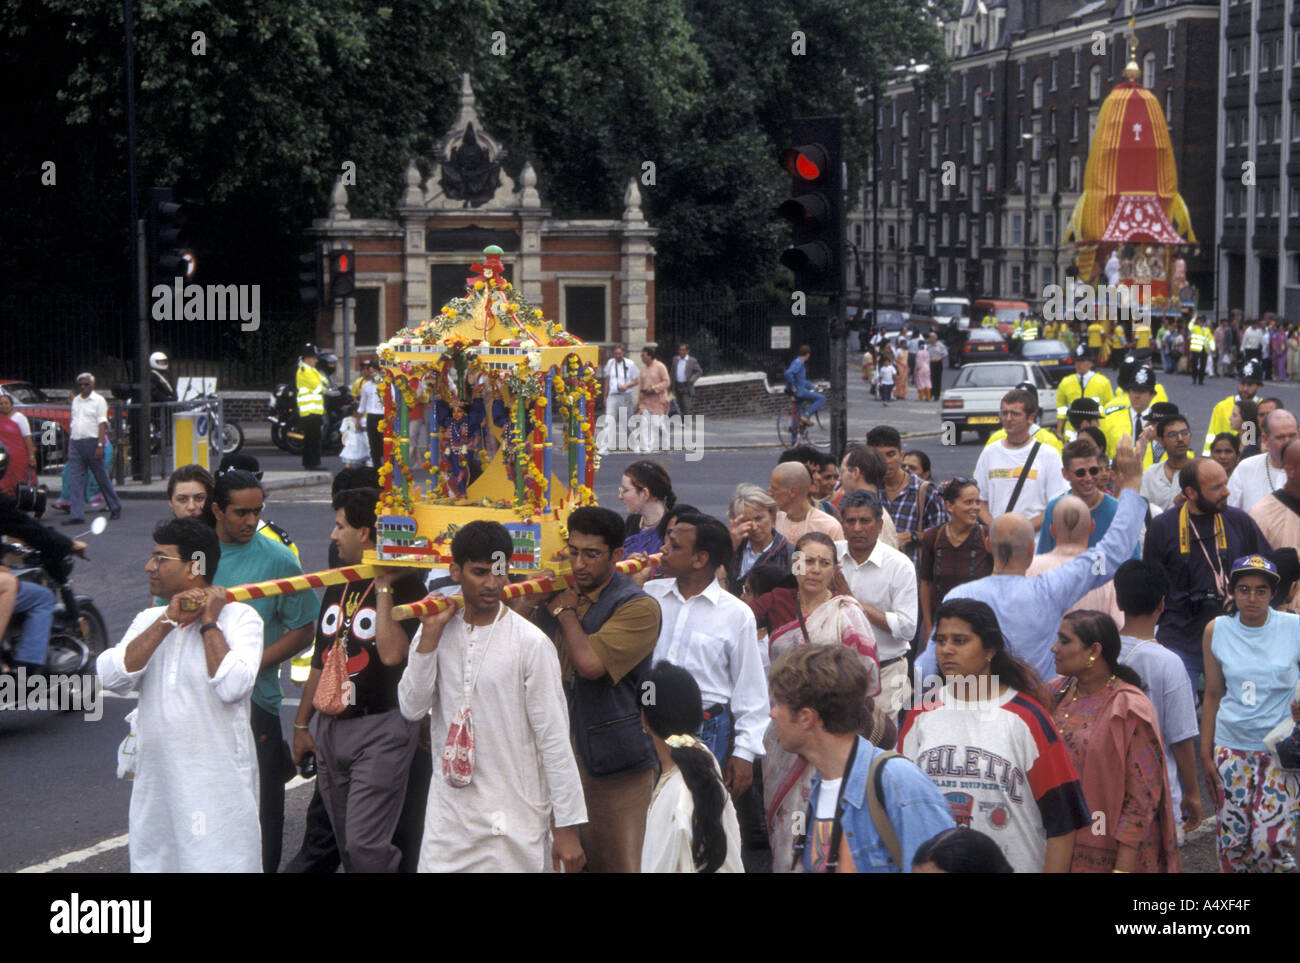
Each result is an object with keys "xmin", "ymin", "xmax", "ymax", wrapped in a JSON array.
[{"xmin": 2, "ymin": 0, "xmax": 949, "ymax": 301}]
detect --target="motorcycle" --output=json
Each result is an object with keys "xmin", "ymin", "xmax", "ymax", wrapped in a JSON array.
[
  {"xmin": 1, "ymin": 519, "xmax": 109, "ymax": 686},
  {"xmin": 268, "ymin": 374, "xmax": 355, "ymax": 456}
]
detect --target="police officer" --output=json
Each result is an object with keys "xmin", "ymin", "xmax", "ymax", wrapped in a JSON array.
[
  {"xmin": 1187, "ymin": 314, "xmax": 1212, "ymax": 386},
  {"xmin": 1101, "ymin": 364, "xmax": 1161, "ymax": 468},
  {"xmin": 1055, "ymin": 345, "xmax": 1113, "ymax": 437},
  {"xmin": 297, "ymin": 344, "xmax": 327, "ymax": 471},
  {"xmin": 1201, "ymin": 358, "xmax": 1265, "ymax": 455},
  {"xmin": 1064, "ymin": 397, "xmax": 1103, "ymax": 444}
]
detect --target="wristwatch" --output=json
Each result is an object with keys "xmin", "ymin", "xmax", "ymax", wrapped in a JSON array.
[
  {"xmin": 552, "ymin": 604, "xmax": 577, "ymax": 619},
  {"xmin": 199, "ymin": 621, "xmax": 220, "ymax": 635}
]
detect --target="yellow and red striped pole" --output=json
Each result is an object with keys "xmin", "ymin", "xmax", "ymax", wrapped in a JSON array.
[
  {"xmin": 391, "ymin": 552, "xmax": 661, "ymax": 621},
  {"xmin": 223, "ymin": 564, "xmax": 381, "ymax": 603}
]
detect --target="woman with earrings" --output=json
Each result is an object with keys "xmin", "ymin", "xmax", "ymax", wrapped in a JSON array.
[
  {"xmin": 640, "ymin": 662, "xmax": 744, "ymax": 873},
  {"xmin": 1200, "ymin": 555, "xmax": 1300, "ymax": 873},
  {"xmin": 899, "ymin": 598, "xmax": 1089, "ymax": 874},
  {"xmin": 1049, "ymin": 610, "xmax": 1181, "ymax": 873}
]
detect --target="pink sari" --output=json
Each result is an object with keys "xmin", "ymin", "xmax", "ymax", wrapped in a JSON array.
[{"xmin": 762, "ymin": 594, "xmax": 879, "ymax": 872}]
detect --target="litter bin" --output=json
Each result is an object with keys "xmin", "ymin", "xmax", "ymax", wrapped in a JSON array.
[{"xmin": 173, "ymin": 409, "xmax": 210, "ymax": 472}]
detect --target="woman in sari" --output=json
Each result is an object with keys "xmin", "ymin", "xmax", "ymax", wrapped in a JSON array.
[
  {"xmin": 762, "ymin": 531, "xmax": 880, "ymax": 872},
  {"xmin": 893, "ymin": 340, "xmax": 910, "ymax": 400},
  {"xmin": 1049, "ymin": 610, "xmax": 1181, "ymax": 873},
  {"xmin": 1271, "ymin": 322, "xmax": 1288, "ymax": 381}
]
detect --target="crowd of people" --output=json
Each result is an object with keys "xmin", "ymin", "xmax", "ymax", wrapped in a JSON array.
[{"xmin": 94, "ymin": 333, "xmax": 1300, "ymax": 875}]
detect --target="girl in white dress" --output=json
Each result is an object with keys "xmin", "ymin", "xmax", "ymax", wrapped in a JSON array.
[{"xmin": 640, "ymin": 662, "xmax": 744, "ymax": 873}]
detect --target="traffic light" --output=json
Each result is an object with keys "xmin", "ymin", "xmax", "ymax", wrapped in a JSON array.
[
  {"xmin": 298, "ymin": 243, "xmax": 325, "ymax": 306},
  {"xmin": 328, "ymin": 248, "xmax": 355, "ymax": 298},
  {"xmin": 146, "ymin": 186, "xmax": 196, "ymax": 289},
  {"xmin": 777, "ymin": 117, "xmax": 844, "ymax": 297}
]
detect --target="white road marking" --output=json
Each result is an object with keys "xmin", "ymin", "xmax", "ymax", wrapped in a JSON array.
[{"xmin": 16, "ymin": 776, "xmax": 315, "ymax": 872}]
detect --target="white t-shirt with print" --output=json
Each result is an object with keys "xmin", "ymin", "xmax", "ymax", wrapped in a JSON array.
[{"xmin": 973, "ymin": 438, "xmax": 1068, "ymax": 519}]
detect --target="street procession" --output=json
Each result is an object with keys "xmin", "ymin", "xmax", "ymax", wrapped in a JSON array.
[{"xmin": 2, "ymin": 0, "xmax": 1298, "ymax": 935}]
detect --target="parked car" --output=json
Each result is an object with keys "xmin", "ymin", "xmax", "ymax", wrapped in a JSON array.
[
  {"xmin": 939, "ymin": 361, "xmax": 1056, "ymax": 444},
  {"xmin": 0, "ymin": 380, "xmax": 70, "ymax": 472},
  {"xmin": 859, "ymin": 308, "xmax": 906, "ymax": 342},
  {"xmin": 951, "ymin": 327, "xmax": 1010, "ymax": 367},
  {"xmin": 1015, "ymin": 338, "xmax": 1074, "ymax": 384}
]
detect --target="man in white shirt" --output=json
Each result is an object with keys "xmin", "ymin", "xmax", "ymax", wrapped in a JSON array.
[
  {"xmin": 602, "ymin": 344, "xmax": 639, "ymax": 443},
  {"xmin": 1228, "ymin": 408, "xmax": 1298, "ymax": 512},
  {"xmin": 97, "ymin": 518, "xmax": 263, "ymax": 872},
  {"xmin": 398, "ymin": 521, "xmax": 587, "ymax": 873},
  {"xmin": 1140, "ymin": 410, "xmax": 1193, "ymax": 512},
  {"xmin": 973, "ymin": 387, "xmax": 1067, "ymax": 530},
  {"xmin": 356, "ymin": 360, "xmax": 387, "ymax": 467},
  {"xmin": 834, "ymin": 489, "xmax": 917, "ymax": 717},
  {"xmin": 643, "ymin": 512, "xmax": 768, "ymax": 799},
  {"xmin": 65, "ymin": 373, "xmax": 122, "ymax": 525},
  {"xmin": 769, "ymin": 462, "xmax": 844, "ymax": 542}
]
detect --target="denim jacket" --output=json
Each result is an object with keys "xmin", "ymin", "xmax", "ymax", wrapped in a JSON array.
[{"xmin": 804, "ymin": 737, "xmax": 955, "ymax": 873}]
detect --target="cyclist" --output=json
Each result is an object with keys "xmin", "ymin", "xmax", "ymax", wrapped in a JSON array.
[{"xmin": 784, "ymin": 345, "xmax": 825, "ymax": 426}]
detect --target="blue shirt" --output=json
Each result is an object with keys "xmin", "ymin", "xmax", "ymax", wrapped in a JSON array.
[
  {"xmin": 785, "ymin": 356, "xmax": 811, "ymax": 392},
  {"xmin": 1210, "ymin": 610, "xmax": 1300, "ymax": 752},
  {"xmin": 1036, "ymin": 492, "xmax": 1139, "ymax": 557},
  {"xmin": 920, "ymin": 489, "xmax": 1146, "ymax": 682},
  {"xmin": 805, "ymin": 738, "xmax": 955, "ymax": 873},
  {"xmin": 213, "ymin": 536, "xmax": 321, "ymax": 714}
]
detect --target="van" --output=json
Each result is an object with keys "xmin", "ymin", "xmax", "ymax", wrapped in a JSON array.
[
  {"xmin": 909, "ymin": 289, "xmax": 971, "ymax": 336},
  {"xmin": 972, "ymin": 298, "xmax": 1032, "ymax": 338}
]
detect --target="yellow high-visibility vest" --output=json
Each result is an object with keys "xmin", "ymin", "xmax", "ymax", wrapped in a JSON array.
[{"xmin": 297, "ymin": 361, "xmax": 327, "ymax": 416}]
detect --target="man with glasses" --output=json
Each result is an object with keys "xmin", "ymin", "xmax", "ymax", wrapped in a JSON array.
[
  {"xmin": 209, "ymin": 470, "xmax": 320, "ymax": 872},
  {"xmin": 1140, "ymin": 409, "xmax": 1193, "ymax": 512},
  {"xmin": 98, "ymin": 518, "xmax": 264, "ymax": 871},
  {"xmin": 1037, "ymin": 436, "xmax": 1137, "ymax": 554},
  {"xmin": 528, "ymin": 505, "xmax": 662, "ymax": 873}
]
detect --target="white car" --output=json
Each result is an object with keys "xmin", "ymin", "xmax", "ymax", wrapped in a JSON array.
[{"xmin": 939, "ymin": 361, "xmax": 1056, "ymax": 444}]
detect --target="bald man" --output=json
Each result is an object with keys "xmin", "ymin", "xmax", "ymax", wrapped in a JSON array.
[
  {"xmin": 1227, "ymin": 409, "xmax": 1299, "ymax": 512},
  {"xmin": 1248, "ymin": 438, "xmax": 1300, "ymax": 612},
  {"xmin": 914, "ymin": 437, "xmax": 1147, "ymax": 684},
  {"xmin": 1026, "ymin": 496, "xmax": 1123, "ymax": 625},
  {"xmin": 768, "ymin": 462, "xmax": 844, "ymax": 542}
]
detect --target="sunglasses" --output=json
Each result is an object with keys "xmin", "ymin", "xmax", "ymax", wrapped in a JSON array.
[{"xmin": 1070, "ymin": 466, "xmax": 1102, "ymax": 478}]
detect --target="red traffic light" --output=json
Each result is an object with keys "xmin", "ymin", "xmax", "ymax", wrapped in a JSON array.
[
  {"xmin": 780, "ymin": 144, "xmax": 829, "ymax": 182},
  {"xmin": 333, "ymin": 252, "xmax": 350, "ymax": 273}
]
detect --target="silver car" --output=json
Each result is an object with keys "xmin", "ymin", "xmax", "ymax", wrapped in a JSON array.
[{"xmin": 939, "ymin": 361, "xmax": 1056, "ymax": 444}]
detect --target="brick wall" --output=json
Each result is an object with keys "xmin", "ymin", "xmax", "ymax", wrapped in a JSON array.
[{"xmin": 687, "ymin": 374, "xmax": 787, "ymax": 418}]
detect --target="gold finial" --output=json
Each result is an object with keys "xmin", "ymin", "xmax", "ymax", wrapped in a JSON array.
[{"xmin": 1126, "ymin": 13, "xmax": 1139, "ymax": 79}]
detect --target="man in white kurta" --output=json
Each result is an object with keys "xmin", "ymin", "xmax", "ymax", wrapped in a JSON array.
[
  {"xmin": 98, "ymin": 526, "xmax": 264, "ymax": 873},
  {"xmin": 398, "ymin": 601, "xmax": 587, "ymax": 872}
]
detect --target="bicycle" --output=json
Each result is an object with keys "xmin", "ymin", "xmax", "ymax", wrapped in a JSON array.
[{"xmin": 775, "ymin": 381, "xmax": 829, "ymax": 448}]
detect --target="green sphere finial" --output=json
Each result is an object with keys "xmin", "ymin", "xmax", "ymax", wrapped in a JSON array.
[{"xmin": 484, "ymin": 244, "xmax": 504, "ymax": 255}]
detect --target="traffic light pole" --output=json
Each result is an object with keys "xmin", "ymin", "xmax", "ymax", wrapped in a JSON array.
[
  {"xmin": 135, "ymin": 217, "xmax": 151, "ymax": 484},
  {"xmin": 828, "ymin": 292, "xmax": 847, "ymax": 455}
]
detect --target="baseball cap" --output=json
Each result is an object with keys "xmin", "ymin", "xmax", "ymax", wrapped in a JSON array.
[{"xmin": 1229, "ymin": 554, "xmax": 1279, "ymax": 586}]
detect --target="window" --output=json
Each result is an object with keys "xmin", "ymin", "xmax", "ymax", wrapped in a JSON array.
[
  {"xmin": 973, "ymin": 126, "xmax": 983, "ymax": 164},
  {"xmin": 1047, "ymin": 157, "xmax": 1057, "ymax": 192},
  {"xmin": 1274, "ymin": 113, "xmax": 1282, "ymax": 143},
  {"xmin": 1225, "ymin": 185, "xmax": 1235, "ymax": 217},
  {"xmin": 944, "ymin": 127, "xmax": 951, "ymax": 153},
  {"xmin": 942, "ymin": 214, "xmax": 950, "ymax": 245},
  {"xmin": 1293, "ymin": 108, "xmax": 1300, "ymax": 141},
  {"xmin": 1167, "ymin": 26, "xmax": 1176, "ymax": 66},
  {"xmin": 1227, "ymin": 117, "xmax": 1235, "ymax": 147},
  {"xmin": 1050, "ymin": 108, "xmax": 1057, "ymax": 135},
  {"xmin": 1165, "ymin": 89, "xmax": 1173, "ymax": 128},
  {"xmin": 1143, "ymin": 53, "xmax": 1156, "ymax": 89},
  {"xmin": 902, "ymin": 111, "xmax": 909, "ymax": 139},
  {"xmin": 930, "ymin": 136, "xmax": 939, "ymax": 169},
  {"xmin": 1089, "ymin": 108, "xmax": 1099, "ymax": 145},
  {"xmin": 562, "ymin": 285, "xmax": 608, "ymax": 343},
  {"xmin": 1261, "ymin": 40, "xmax": 1271, "ymax": 72},
  {"xmin": 961, "ymin": 121, "xmax": 968, "ymax": 151},
  {"xmin": 1016, "ymin": 161, "xmax": 1025, "ymax": 189},
  {"xmin": 985, "ymin": 213, "xmax": 994, "ymax": 243},
  {"xmin": 973, "ymin": 85, "xmax": 983, "ymax": 118},
  {"xmin": 945, "ymin": 82, "xmax": 951, "ymax": 108},
  {"xmin": 1073, "ymin": 49, "xmax": 1081, "ymax": 86},
  {"xmin": 989, "ymin": 65, "xmax": 995, "ymax": 93},
  {"xmin": 885, "ymin": 265, "xmax": 897, "ymax": 293},
  {"xmin": 987, "ymin": 118, "xmax": 994, "ymax": 149},
  {"xmin": 1258, "ymin": 187, "xmax": 1266, "ymax": 217},
  {"xmin": 1272, "ymin": 185, "xmax": 1279, "ymax": 215},
  {"xmin": 891, "ymin": 181, "xmax": 898, "ymax": 207},
  {"xmin": 986, "ymin": 162, "xmax": 995, "ymax": 190},
  {"xmin": 1050, "ymin": 57, "xmax": 1058, "ymax": 90},
  {"xmin": 1019, "ymin": 115, "xmax": 1026, "ymax": 140},
  {"xmin": 1010, "ymin": 264, "xmax": 1023, "ymax": 293},
  {"xmin": 1019, "ymin": 61, "xmax": 1026, "ymax": 91},
  {"xmin": 1277, "ymin": 37, "xmax": 1284, "ymax": 71},
  {"xmin": 1090, "ymin": 65, "xmax": 1102, "ymax": 100},
  {"xmin": 1031, "ymin": 118, "xmax": 1042, "ymax": 160},
  {"xmin": 961, "ymin": 72, "xmax": 968, "ymax": 102},
  {"xmin": 1069, "ymin": 156, "xmax": 1081, "ymax": 191},
  {"xmin": 887, "ymin": 224, "xmax": 897, "ymax": 248},
  {"xmin": 1291, "ymin": 186, "xmax": 1299, "ymax": 217},
  {"xmin": 893, "ymin": 141, "xmax": 899, "ymax": 168},
  {"xmin": 1072, "ymin": 106, "xmax": 1080, "ymax": 140},
  {"xmin": 939, "ymin": 261, "xmax": 947, "ymax": 288},
  {"xmin": 918, "ymin": 175, "xmax": 926, "ymax": 200},
  {"xmin": 931, "ymin": 100, "xmax": 939, "ymax": 124},
  {"xmin": 1241, "ymin": 115, "xmax": 1250, "ymax": 145},
  {"xmin": 959, "ymin": 214, "xmax": 968, "ymax": 241},
  {"xmin": 1041, "ymin": 264, "xmax": 1055, "ymax": 289},
  {"xmin": 1259, "ymin": 114, "xmax": 1269, "ymax": 145},
  {"xmin": 854, "ymin": 223, "xmax": 864, "ymax": 247},
  {"xmin": 1043, "ymin": 212, "xmax": 1055, "ymax": 245},
  {"xmin": 1032, "ymin": 77, "xmax": 1043, "ymax": 108},
  {"xmin": 891, "ymin": 99, "xmax": 897, "ymax": 126},
  {"xmin": 1229, "ymin": 47, "xmax": 1238, "ymax": 76}
]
